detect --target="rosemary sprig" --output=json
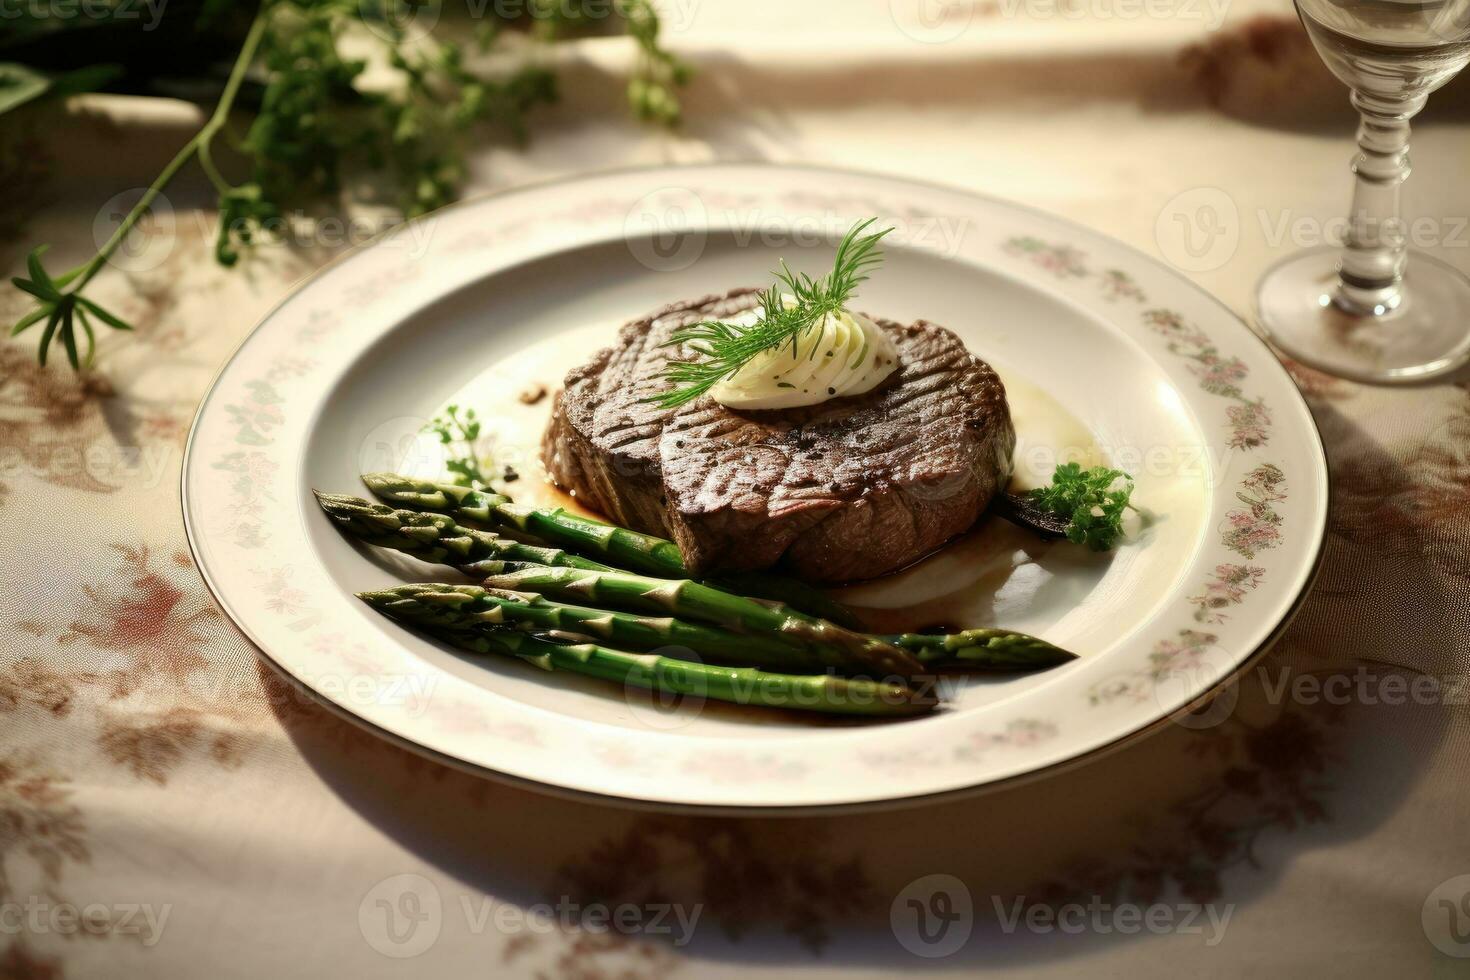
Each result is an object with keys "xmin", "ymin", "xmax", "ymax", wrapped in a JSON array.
[{"xmin": 648, "ymin": 218, "xmax": 892, "ymax": 409}]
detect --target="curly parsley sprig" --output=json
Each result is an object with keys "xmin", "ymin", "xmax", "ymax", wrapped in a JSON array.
[
  {"xmin": 648, "ymin": 218, "xmax": 892, "ymax": 409},
  {"xmin": 1030, "ymin": 462, "xmax": 1136, "ymax": 551}
]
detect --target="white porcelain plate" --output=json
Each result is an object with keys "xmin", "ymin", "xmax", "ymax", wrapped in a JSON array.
[{"xmin": 182, "ymin": 164, "xmax": 1328, "ymax": 811}]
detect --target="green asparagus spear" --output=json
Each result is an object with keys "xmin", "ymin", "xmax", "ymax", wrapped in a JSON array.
[
  {"xmin": 704, "ymin": 570, "xmax": 862, "ymax": 630},
  {"xmin": 362, "ymin": 583, "xmax": 843, "ymax": 672},
  {"xmin": 360, "ymin": 472, "xmax": 862, "ymax": 628},
  {"xmin": 360, "ymin": 473, "xmax": 681, "ymax": 569},
  {"xmin": 319, "ymin": 491, "xmax": 1073, "ymax": 672},
  {"xmin": 368, "ymin": 583, "xmax": 1075, "ymax": 673},
  {"xmin": 472, "ymin": 561, "xmax": 924, "ymax": 679},
  {"xmin": 313, "ymin": 492, "xmax": 611, "ymax": 571},
  {"xmin": 361, "ymin": 595, "xmax": 938, "ymax": 717},
  {"xmin": 889, "ymin": 630, "xmax": 1076, "ymax": 670}
]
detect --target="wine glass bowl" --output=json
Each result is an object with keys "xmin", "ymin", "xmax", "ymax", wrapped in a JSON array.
[
  {"xmin": 1255, "ymin": 0, "xmax": 1470, "ymax": 383},
  {"xmin": 1299, "ymin": 0, "xmax": 1470, "ymax": 95}
]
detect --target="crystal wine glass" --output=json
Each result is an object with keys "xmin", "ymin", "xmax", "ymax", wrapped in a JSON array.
[{"xmin": 1255, "ymin": 0, "xmax": 1470, "ymax": 382}]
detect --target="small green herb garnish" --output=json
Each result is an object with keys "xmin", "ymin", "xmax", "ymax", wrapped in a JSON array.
[
  {"xmin": 1031, "ymin": 463, "xmax": 1135, "ymax": 551},
  {"xmin": 648, "ymin": 217, "xmax": 892, "ymax": 408},
  {"xmin": 428, "ymin": 404, "xmax": 488, "ymax": 489}
]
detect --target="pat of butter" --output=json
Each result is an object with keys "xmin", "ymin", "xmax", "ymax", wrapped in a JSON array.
[{"xmin": 710, "ymin": 300, "xmax": 899, "ymax": 409}]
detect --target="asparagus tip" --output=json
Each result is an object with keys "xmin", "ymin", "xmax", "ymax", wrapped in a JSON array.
[
  {"xmin": 361, "ymin": 472, "xmax": 413, "ymax": 495},
  {"xmin": 314, "ymin": 489, "xmax": 366, "ymax": 511}
]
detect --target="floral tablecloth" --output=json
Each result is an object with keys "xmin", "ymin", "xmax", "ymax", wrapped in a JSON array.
[{"xmin": 4, "ymin": 4, "xmax": 1470, "ymax": 977}]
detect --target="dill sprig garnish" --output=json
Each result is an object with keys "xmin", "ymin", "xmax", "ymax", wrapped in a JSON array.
[{"xmin": 648, "ymin": 218, "xmax": 892, "ymax": 409}]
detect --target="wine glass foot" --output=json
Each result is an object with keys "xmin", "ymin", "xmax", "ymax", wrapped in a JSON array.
[{"xmin": 1255, "ymin": 246, "xmax": 1470, "ymax": 384}]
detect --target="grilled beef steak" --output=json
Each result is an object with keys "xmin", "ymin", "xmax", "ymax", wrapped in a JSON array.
[{"xmin": 541, "ymin": 288, "xmax": 1015, "ymax": 583}]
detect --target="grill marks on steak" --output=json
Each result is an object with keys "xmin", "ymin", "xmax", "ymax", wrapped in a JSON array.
[
  {"xmin": 541, "ymin": 289, "xmax": 1016, "ymax": 583},
  {"xmin": 658, "ymin": 316, "xmax": 1014, "ymax": 581},
  {"xmin": 544, "ymin": 290, "xmax": 764, "ymax": 534}
]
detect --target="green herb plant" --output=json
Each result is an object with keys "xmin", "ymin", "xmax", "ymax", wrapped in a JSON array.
[
  {"xmin": 649, "ymin": 218, "xmax": 892, "ymax": 409},
  {"xmin": 1030, "ymin": 462, "xmax": 1136, "ymax": 551},
  {"xmin": 427, "ymin": 403, "xmax": 490, "ymax": 488},
  {"xmin": 617, "ymin": 0, "xmax": 691, "ymax": 123},
  {"xmin": 8, "ymin": 0, "xmax": 687, "ymax": 371}
]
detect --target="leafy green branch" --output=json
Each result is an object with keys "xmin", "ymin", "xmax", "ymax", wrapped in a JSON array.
[
  {"xmin": 617, "ymin": 0, "xmax": 691, "ymax": 124},
  {"xmin": 11, "ymin": 12, "xmax": 268, "ymax": 369},
  {"xmin": 6, "ymin": 0, "xmax": 688, "ymax": 371}
]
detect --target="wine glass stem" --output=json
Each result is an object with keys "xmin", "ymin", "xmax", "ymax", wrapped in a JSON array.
[{"xmin": 1335, "ymin": 90, "xmax": 1425, "ymax": 315}]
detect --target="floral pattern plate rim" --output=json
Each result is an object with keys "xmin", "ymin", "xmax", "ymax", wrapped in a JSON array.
[{"xmin": 181, "ymin": 163, "xmax": 1329, "ymax": 811}]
